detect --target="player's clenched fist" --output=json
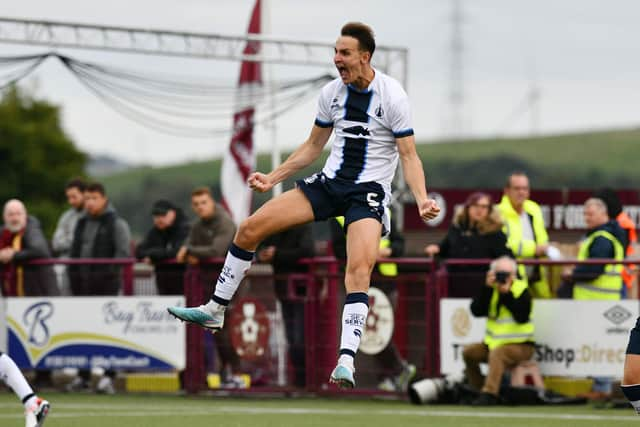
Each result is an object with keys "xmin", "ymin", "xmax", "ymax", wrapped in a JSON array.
[
  {"xmin": 247, "ymin": 172, "xmax": 274, "ymax": 193},
  {"xmin": 419, "ymin": 198, "xmax": 441, "ymax": 222}
]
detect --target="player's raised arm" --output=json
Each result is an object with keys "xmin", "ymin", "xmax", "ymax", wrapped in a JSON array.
[
  {"xmin": 248, "ymin": 124, "xmax": 333, "ymax": 193},
  {"xmin": 396, "ymin": 135, "xmax": 440, "ymax": 221}
]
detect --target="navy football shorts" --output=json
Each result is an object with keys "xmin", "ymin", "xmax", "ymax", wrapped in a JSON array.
[
  {"xmin": 295, "ymin": 172, "xmax": 390, "ymax": 235},
  {"xmin": 627, "ymin": 316, "xmax": 640, "ymax": 355}
]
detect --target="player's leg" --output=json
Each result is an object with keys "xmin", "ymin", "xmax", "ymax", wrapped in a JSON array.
[
  {"xmin": 0, "ymin": 352, "xmax": 50, "ymax": 426},
  {"xmin": 622, "ymin": 317, "xmax": 640, "ymax": 414},
  {"xmin": 168, "ymin": 188, "xmax": 314, "ymax": 331},
  {"xmin": 330, "ymin": 217, "xmax": 381, "ymax": 388}
]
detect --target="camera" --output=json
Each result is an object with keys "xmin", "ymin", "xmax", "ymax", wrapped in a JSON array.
[{"xmin": 495, "ymin": 271, "xmax": 511, "ymax": 284}]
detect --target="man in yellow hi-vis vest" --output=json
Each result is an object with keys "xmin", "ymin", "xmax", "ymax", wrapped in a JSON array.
[
  {"xmin": 496, "ymin": 172, "xmax": 551, "ymax": 298},
  {"xmin": 463, "ymin": 256, "xmax": 534, "ymax": 406},
  {"xmin": 562, "ymin": 198, "xmax": 626, "ymax": 300}
]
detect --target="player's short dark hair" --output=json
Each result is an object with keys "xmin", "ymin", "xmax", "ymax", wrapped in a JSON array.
[
  {"xmin": 65, "ymin": 177, "xmax": 86, "ymax": 192},
  {"xmin": 341, "ymin": 22, "xmax": 375, "ymax": 57},
  {"xmin": 85, "ymin": 182, "xmax": 106, "ymax": 196},
  {"xmin": 191, "ymin": 186, "xmax": 213, "ymax": 199}
]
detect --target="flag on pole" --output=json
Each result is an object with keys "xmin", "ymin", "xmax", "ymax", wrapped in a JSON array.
[{"xmin": 221, "ymin": 0, "xmax": 262, "ymax": 225}]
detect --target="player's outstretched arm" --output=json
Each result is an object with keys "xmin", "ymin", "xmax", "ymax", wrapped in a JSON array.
[
  {"xmin": 397, "ymin": 135, "xmax": 440, "ymax": 221},
  {"xmin": 248, "ymin": 125, "xmax": 333, "ymax": 193}
]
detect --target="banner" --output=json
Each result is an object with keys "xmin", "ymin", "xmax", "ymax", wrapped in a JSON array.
[
  {"xmin": 220, "ymin": 0, "xmax": 262, "ymax": 224},
  {"xmin": 7, "ymin": 296, "xmax": 185, "ymax": 370},
  {"xmin": 440, "ymin": 298, "xmax": 637, "ymax": 376}
]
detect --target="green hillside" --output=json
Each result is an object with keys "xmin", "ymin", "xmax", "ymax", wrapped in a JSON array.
[{"xmin": 101, "ymin": 127, "xmax": 640, "ymax": 236}]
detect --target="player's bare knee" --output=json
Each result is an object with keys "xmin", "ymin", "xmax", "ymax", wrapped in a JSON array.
[{"xmin": 236, "ymin": 217, "xmax": 263, "ymax": 248}]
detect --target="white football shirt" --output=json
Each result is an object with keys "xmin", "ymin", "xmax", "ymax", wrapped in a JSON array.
[{"xmin": 314, "ymin": 69, "xmax": 414, "ymax": 194}]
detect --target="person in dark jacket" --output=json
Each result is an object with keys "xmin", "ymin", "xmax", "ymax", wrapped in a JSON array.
[
  {"xmin": 257, "ymin": 223, "xmax": 314, "ymax": 387},
  {"xmin": 559, "ymin": 197, "xmax": 627, "ymax": 300},
  {"xmin": 0, "ymin": 199, "xmax": 59, "ymax": 296},
  {"xmin": 135, "ymin": 200, "xmax": 190, "ymax": 295},
  {"xmin": 69, "ymin": 182, "xmax": 131, "ymax": 296},
  {"xmin": 424, "ymin": 192, "xmax": 512, "ymax": 297}
]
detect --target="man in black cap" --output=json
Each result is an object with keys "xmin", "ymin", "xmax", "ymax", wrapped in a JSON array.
[{"xmin": 135, "ymin": 199, "xmax": 190, "ymax": 294}]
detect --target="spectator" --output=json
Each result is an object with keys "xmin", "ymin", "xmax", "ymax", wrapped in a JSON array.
[
  {"xmin": 592, "ymin": 188, "xmax": 637, "ymax": 296},
  {"xmin": 425, "ymin": 192, "xmax": 512, "ymax": 297},
  {"xmin": 52, "ymin": 178, "xmax": 86, "ymax": 257},
  {"xmin": 257, "ymin": 223, "xmax": 314, "ymax": 388},
  {"xmin": 330, "ymin": 207, "xmax": 416, "ymax": 392},
  {"xmin": 0, "ymin": 199, "xmax": 59, "ymax": 296},
  {"xmin": 462, "ymin": 256, "xmax": 534, "ymax": 406},
  {"xmin": 176, "ymin": 187, "xmax": 235, "ymax": 264},
  {"xmin": 51, "ymin": 178, "xmax": 86, "ymax": 295},
  {"xmin": 496, "ymin": 172, "xmax": 552, "ymax": 298},
  {"xmin": 66, "ymin": 182, "xmax": 130, "ymax": 393},
  {"xmin": 178, "ymin": 186, "xmax": 238, "ymax": 385},
  {"xmin": 69, "ymin": 182, "xmax": 131, "ymax": 295},
  {"xmin": 135, "ymin": 199, "xmax": 190, "ymax": 295},
  {"xmin": 561, "ymin": 197, "xmax": 627, "ymax": 399},
  {"xmin": 560, "ymin": 197, "xmax": 626, "ymax": 300}
]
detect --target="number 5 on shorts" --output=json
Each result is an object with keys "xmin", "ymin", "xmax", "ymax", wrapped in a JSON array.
[{"xmin": 367, "ymin": 193, "xmax": 380, "ymax": 207}]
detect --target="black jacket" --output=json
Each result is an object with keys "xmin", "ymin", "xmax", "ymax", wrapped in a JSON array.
[
  {"xmin": 135, "ymin": 208, "xmax": 190, "ymax": 263},
  {"xmin": 438, "ymin": 208, "xmax": 512, "ymax": 273},
  {"xmin": 470, "ymin": 282, "xmax": 532, "ymax": 324}
]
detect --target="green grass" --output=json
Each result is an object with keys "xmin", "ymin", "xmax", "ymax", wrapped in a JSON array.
[{"xmin": 0, "ymin": 392, "xmax": 635, "ymax": 427}]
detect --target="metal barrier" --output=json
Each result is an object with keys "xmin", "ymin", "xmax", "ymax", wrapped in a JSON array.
[{"xmin": 6, "ymin": 256, "xmax": 638, "ymax": 396}]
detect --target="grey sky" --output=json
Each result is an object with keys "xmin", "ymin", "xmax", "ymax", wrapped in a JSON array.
[{"xmin": 1, "ymin": 0, "xmax": 638, "ymax": 165}]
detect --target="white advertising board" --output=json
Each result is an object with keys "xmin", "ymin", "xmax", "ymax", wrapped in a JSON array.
[
  {"xmin": 6, "ymin": 296, "xmax": 185, "ymax": 370},
  {"xmin": 440, "ymin": 298, "xmax": 638, "ymax": 377}
]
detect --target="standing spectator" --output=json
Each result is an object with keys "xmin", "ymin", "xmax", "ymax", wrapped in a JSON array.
[
  {"xmin": 52, "ymin": 178, "xmax": 86, "ymax": 295},
  {"xmin": 425, "ymin": 192, "xmax": 512, "ymax": 297},
  {"xmin": 52, "ymin": 178, "xmax": 86, "ymax": 257},
  {"xmin": 561, "ymin": 197, "xmax": 626, "ymax": 399},
  {"xmin": 330, "ymin": 207, "xmax": 416, "ymax": 392},
  {"xmin": 0, "ymin": 199, "xmax": 59, "ymax": 296},
  {"xmin": 593, "ymin": 188, "xmax": 637, "ymax": 297},
  {"xmin": 257, "ymin": 223, "xmax": 314, "ymax": 388},
  {"xmin": 69, "ymin": 182, "xmax": 131, "ymax": 295},
  {"xmin": 66, "ymin": 182, "xmax": 130, "ymax": 393},
  {"xmin": 177, "ymin": 186, "xmax": 238, "ymax": 385},
  {"xmin": 176, "ymin": 187, "xmax": 236, "ymax": 264},
  {"xmin": 496, "ymin": 172, "xmax": 551, "ymax": 298},
  {"xmin": 561, "ymin": 197, "xmax": 626, "ymax": 300},
  {"xmin": 463, "ymin": 256, "xmax": 535, "ymax": 406},
  {"xmin": 135, "ymin": 199, "xmax": 190, "ymax": 295}
]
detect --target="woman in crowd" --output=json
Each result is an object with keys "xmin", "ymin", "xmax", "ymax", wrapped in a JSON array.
[{"xmin": 424, "ymin": 192, "xmax": 513, "ymax": 297}]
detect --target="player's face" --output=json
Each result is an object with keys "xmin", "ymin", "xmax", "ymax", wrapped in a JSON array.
[{"xmin": 334, "ymin": 36, "xmax": 369, "ymax": 85}]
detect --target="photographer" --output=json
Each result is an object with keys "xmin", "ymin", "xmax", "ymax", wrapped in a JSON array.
[{"xmin": 462, "ymin": 256, "xmax": 535, "ymax": 405}]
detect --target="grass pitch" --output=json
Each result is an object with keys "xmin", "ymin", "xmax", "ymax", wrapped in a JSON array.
[{"xmin": 0, "ymin": 392, "xmax": 635, "ymax": 427}]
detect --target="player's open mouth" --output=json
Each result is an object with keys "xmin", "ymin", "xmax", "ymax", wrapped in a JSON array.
[{"xmin": 337, "ymin": 66, "xmax": 348, "ymax": 79}]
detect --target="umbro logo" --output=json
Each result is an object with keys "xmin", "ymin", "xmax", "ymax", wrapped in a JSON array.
[
  {"xmin": 375, "ymin": 104, "xmax": 383, "ymax": 118},
  {"xmin": 354, "ymin": 329, "xmax": 362, "ymax": 338},
  {"xmin": 603, "ymin": 305, "xmax": 632, "ymax": 325}
]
